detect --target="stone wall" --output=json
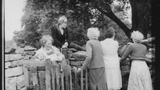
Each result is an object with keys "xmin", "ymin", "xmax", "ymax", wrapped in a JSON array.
[{"xmin": 5, "ymin": 46, "xmax": 36, "ymax": 90}]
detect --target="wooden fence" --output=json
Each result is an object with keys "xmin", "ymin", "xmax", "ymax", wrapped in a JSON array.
[{"xmin": 18, "ymin": 59, "xmax": 88, "ymax": 90}]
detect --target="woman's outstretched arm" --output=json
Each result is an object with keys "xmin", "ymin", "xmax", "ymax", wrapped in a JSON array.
[{"xmin": 120, "ymin": 44, "xmax": 132, "ymax": 62}]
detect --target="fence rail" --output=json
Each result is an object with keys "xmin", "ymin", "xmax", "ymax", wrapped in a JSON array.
[{"xmin": 18, "ymin": 59, "xmax": 88, "ymax": 90}]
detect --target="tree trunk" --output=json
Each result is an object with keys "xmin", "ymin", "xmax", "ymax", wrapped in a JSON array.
[
  {"xmin": 95, "ymin": 0, "xmax": 151, "ymax": 38},
  {"xmin": 130, "ymin": 0, "xmax": 151, "ymax": 38}
]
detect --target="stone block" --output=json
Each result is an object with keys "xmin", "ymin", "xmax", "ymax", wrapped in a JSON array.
[
  {"xmin": 5, "ymin": 54, "xmax": 23, "ymax": 61},
  {"xmin": 17, "ymin": 75, "xmax": 25, "ymax": 89},
  {"xmin": 5, "ymin": 77, "xmax": 17, "ymax": 90},
  {"xmin": 23, "ymin": 55, "xmax": 31, "ymax": 60},
  {"xmin": 20, "ymin": 86, "xmax": 26, "ymax": 90},
  {"xmin": 10, "ymin": 61, "xmax": 18, "ymax": 67},
  {"xmin": 5, "ymin": 48, "xmax": 16, "ymax": 54},
  {"xmin": 5, "ymin": 66, "xmax": 23, "ymax": 77},
  {"xmin": 72, "ymin": 51, "xmax": 86, "ymax": 61},
  {"xmin": 15, "ymin": 47, "xmax": 24, "ymax": 54},
  {"xmin": 24, "ymin": 46, "xmax": 36, "ymax": 51},
  {"xmin": 24, "ymin": 51, "xmax": 36, "ymax": 55},
  {"xmin": 5, "ymin": 62, "xmax": 11, "ymax": 69}
]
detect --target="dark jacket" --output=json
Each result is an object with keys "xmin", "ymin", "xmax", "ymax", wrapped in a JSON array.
[{"xmin": 51, "ymin": 27, "xmax": 69, "ymax": 48}]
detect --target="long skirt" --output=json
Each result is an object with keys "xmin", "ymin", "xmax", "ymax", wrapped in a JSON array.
[
  {"xmin": 88, "ymin": 67, "xmax": 107, "ymax": 90},
  {"xmin": 105, "ymin": 68, "xmax": 122, "ymax": 89},
  {"xmin": 128, "ymin": 60, "xmax": 153, "ymax": 90}
]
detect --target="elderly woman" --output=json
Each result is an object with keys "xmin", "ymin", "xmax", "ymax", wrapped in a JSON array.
[
  {"xmin": 79, "ymin": 27, "xmax": 107, "ymax": 90},
  {"xmin": 34, "ymin": 35, "xmax": 65, "ymax": 62},
  {"xmin": 51, "ymin": 15, "xmax": 69, "ymax": 49},
  {"xmin": 120, "ymin": 31, "xmax": 153, "ymax": 90}
]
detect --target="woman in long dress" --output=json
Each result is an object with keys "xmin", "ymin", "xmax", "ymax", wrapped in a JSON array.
[
  {"xmin": 101, "ymin": 27, "xmax": 122, "ymax": 90},
  {"xmin": 120, "ymin": 31, "xmax": 153, "ymax": 90}
]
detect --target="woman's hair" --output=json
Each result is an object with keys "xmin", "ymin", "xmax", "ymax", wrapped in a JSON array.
[
  {"xmin": 40, "ymin": 35, "xmax": 53, "ymax": 47},
  {"xmin": 131, "ymin": 31, "xmax": 144, "ymax": 43},
  {"xmin": 87, "ymin": 27, "xmax": 100, "ymax": 40},
  {"xmin": 105, "ymin": 27, "xmax": 116, "ymax": 38},
  {"xmin": 58, "ymin": 15, "xmax": 67, "ymax": 26}
]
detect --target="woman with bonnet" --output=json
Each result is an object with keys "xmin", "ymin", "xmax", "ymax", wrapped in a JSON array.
[
  {"xmin": 120, "ymin": 31, "xmax": 153, "ymax": 90},
  {"xmin": 33, "ymin": 35, "xmax": 65, "ymax": 62}
]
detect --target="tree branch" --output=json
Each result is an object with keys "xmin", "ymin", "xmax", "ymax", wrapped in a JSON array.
[{"xmin": 95, "ymin": 4, "xmax": 131, "ymax": 38}]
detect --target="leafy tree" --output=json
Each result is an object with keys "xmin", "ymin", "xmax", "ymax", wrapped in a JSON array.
[{"xmin": 13, "ymin": 0, "xmax": 151, "ymax": 48}]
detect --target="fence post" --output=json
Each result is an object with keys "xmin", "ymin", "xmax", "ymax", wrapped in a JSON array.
[
  {"xmin": 29, "ymin": 66, "xmax": 39, "ymax": 90},
  {"xmin": 21, "ymin": 60, "xmax": 90, "ymax": 90},
  {"xmin": 56, "ymin": 67, "xmax": 60, "ymax": 90},
  {"xmin": 38, "ymin": 70, "xmax": 45, "ymax": 90},
  {"xmin": 81, "ymin": 70, "xmax": 83, "ymax": 90},
  {"xmin": 69, "ymin": 70, "xmax": 73, "ymax": 90},
  {"xmin": 45, "ymin": 60, "xmax": 51, "ymax": 90},
  {"xmin": 85, "ymin": 69, "xmax": 88, "ymax": 90},
  {"xmin": 61, "ymin": 71, "xmax": 64, "ymax": 90},
  {"xmin": 22, "ymin": 65, "xmax": 29, "ymax": 89},
  {"xmin": 51, "ymin": 63, "xmax": 56, "ymax": 90}
]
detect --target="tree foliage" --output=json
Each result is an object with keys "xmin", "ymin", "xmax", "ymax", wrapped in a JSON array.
[{"xmin": 13, "ymin": 0, "xmax": 151, "ymax": 48}]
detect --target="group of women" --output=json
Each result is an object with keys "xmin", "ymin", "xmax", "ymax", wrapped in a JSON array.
[
  {"xmin": 78, "ymin": 27, "xmax": 153, "ymax": 90},
  {"xmin": 33, "ymin": 15, "xmax": 153, "ymax": 90}
]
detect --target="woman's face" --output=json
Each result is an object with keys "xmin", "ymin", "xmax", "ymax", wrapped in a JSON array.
[
  {"xmin": 60, "ymin": 21, "xmax": 67, "ymax": 29},
  {"xmin": 44, "ymin": 40, "xmax": 52, "ymax": 50}
]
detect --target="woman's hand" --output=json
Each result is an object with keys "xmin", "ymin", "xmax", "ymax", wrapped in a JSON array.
[
  {"xmin": 77, "ymin": 68, "xmax": 81, "ymax": 72},
  {"xmin": 62, "ymin": 42, "xmax": 68, "ymax": 48},
  {"xmin": 77, "ymin": 68, "xmax": 82, "ymax": 76},
  {"xmin": 120, "ymin": 58, "xmax": 124, "ymax": 64},
  {"xmin": 127, "ymin": 42, "xmax": 133, "ymax": 45},
  {"xmin": 73, "ymin": 67, "xmax": 82, "ymax": 74},
  {"xmin": 36, "ymin": 53, "xmax": 45, "ymax": 61},
  {"xmin": 145, "ymin": 58, "xmax": 152, "ymax": 63}
]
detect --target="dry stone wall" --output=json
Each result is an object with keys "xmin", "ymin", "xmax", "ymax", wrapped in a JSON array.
[{"xmin": 5, "ymin": 46, "xmax": 36, "ymax": 90}]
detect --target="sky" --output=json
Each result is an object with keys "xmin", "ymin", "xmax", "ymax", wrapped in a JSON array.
[{"xmin": 5, "ymin": 0, "xmax": 26, "ymax": 41}]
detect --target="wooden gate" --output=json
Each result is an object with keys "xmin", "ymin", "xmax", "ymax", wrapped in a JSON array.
[{"xmin": 18, "ymin": 59, "xmax": 88, "ymax": 90}]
